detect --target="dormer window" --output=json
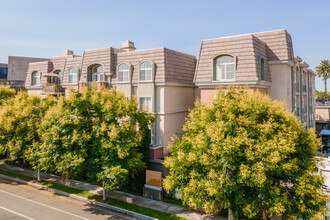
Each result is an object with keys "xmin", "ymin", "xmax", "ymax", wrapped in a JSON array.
[
  {"xmin": 32, "ymin": 71, "xmax": 40, "ymax": 86},
  {"xmin": 139, "ymin": 62, "xmax": 152, "ymax": 81},
  {"xmin": 214, "ymin": 55, "xmax": 235, "ymax": 81},
  {"xmin": 118, "ymin": 64, "xmax": 129, "ymax": 82},
  {"xmin": 69, "ymin": 68, "xmax": 78, "ymax": 84},
  {"xmin": 92, "ymin": 65, "xmax": 104, "ymax": 82},
  {"xmin": 260, "ymin": 57, "xmax": 265, "ymax": 81}
]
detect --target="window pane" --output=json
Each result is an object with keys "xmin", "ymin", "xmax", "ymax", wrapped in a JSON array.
[
  {"xmin": 140, "ymin": 70, "xmax": 145, "ymax": 81},
  {"xmin": 92, "ymin": 74, "xmax": 97, "ymax": 82},
  {"xmin": 123, "ymin": 71, "xmax": 129, "ymax": 81},
  {"xmin": 97, "ymin": 65, "xmax": 103, "ymax": 73},
  {"xmin": 118, "ymin": 71, "xmax": 123, "ymax": 81},
  {"xmin": 69, "ymin": 68, "xmax": 77, "ymax": 74},
  {"xmin": 221, "ymin": 64, "xmax": 226, "ymax": 79},
  {"xmin": 146, "ymin": 69, "xmax": 152, "ymax": 81},
  {"xmin": 215, "ymin": 56, "xmax": 235, "ymax": 81}
]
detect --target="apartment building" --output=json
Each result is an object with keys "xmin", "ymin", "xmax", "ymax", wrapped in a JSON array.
[
  {"xmin": 24, "ymin": 29, "xmax": 316, "ymax": 161},
  {"xmin": 24, "ymin": 41, "xmax": 196, "ymax": 160},
  {"xmin": 194, "ymin": 29, "xmax": 315, "ymax": 128}
]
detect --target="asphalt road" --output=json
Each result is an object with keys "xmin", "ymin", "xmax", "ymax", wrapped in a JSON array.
[{"xmin": 0, "ymin": 178, "xmax": 137, "ymax": 220}]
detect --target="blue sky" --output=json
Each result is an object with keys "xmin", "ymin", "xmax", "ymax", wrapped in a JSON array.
[{"xmin": 0, "ymin": 0, "xmax": 329, "ymax": 90}]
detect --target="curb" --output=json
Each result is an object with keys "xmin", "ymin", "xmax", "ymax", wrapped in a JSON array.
[{"xmin": 0, "ymin": 174, "xmax": 157, "ymax": 220}]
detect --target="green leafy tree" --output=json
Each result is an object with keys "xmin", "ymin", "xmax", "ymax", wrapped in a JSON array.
[
  {"xmin": 316, "ymin": 60, "xmax": 330, "ymax": 93},
  {"xmin": 0, "ymin": 92, "xmax": 56, "ymax": 161},
  {"xmin": 163, "ymin": 88, "xmax": 326, "ymax": 220},
  {"xmin": 37, "ymin": 86, "xmax": 153, "ymax": 188},
  {"xmin": 316, "ymin": 90, "xmax": 330, "ymax": 99},
  {"xmin": 0, "ymin": 85, "xmax": 16, "ymax": 105}
]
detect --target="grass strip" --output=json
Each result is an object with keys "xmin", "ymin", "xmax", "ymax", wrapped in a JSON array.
[
  {"xmin": 161, "ymin": 198, "xmax": 184, "ymax": 207},
  {"xmin": 0, "ymin": 170, "xmax": 185, "ymax": 220},
  {"xmin": 0, "ymin": 170, "xmax": 35, "ymax": 182}
]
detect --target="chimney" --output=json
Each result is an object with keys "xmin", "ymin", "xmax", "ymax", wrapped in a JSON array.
[
  {"xmin": 62, "ymin": 50, "xmax": 74, "ymax": 56},
  {"xmin": 120, "ymin": 41, "xmax": 136, "ymax": 52}
]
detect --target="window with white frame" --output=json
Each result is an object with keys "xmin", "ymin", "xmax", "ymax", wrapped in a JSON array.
[
  {"xmin": 139, "ymin": 97, "xmax": 152, "ymax": 112},
  {"xmin": 92, "ymin": 65, "xmax": 104, "ymax": 82},
  {"xmin": 139, "ymin": 62, "xmax": 152, "ymax": 81},
  {"xmin": 69, "ymin": 68, "xmax": 78, "ymax": 84},
  {"xmin": 118, "ymin": 64, "xmax": 129, "ymax": 82},
  {"xmin": 32, "ymin": 71, "xmax": 40, "ymax": 86},
  {"xmin": 214, "ymin": 55, "xmax": 235, "ymax": 81}
]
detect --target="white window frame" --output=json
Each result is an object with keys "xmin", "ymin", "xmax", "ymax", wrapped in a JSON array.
[
  {"xmin": 92, "ymin": 65, "xmax": 104, "ymax": 82},
  {"xmin": 68, "ymin": 67, "xmax": 78, "ymax": 84},
  {"xmin": 139, "ymin": 96, "xmax": 152, "ymax": 112},
  {"xmin": 117, "ymin": 63, "xmax": 130, "ymax": 82},
  {"xmin": 32, "ymin": 71, "xmax": 40, "ymax": 86},
  {"xmin": 213, "ymin": 55, "xmax": 235, "ymax": 81},
  {"xmin": 139, "ymin": 61, "xmax": 153, "ymax": 82}
]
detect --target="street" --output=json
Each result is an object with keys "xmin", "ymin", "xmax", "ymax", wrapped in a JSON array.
[{"xmin": 0, "ymin": 178, "xmax": 137, "ymax": 220}]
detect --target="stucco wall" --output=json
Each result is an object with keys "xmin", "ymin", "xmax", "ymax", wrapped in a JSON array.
[
  {"xmin": 316, "ymin": 107, "xmax": 330, "ymax": 122},
  {"xmin": 116, "ymin": 83, "xmax": 132, "ymax": 98},
  {"xmin": 268, "ymin": 63, "xmax": 292, "ymax": 110},
  {"xmin": 200, "ymin": 87, "xmax": 268, "ymax": 105}
]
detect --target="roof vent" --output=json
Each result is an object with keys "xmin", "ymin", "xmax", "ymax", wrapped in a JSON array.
[
  {"xmin": 120, "ymin": 41, "xmax": 136, "ymax": 52},
  {"xmin": 62, "ymin": 50, "xmax": 74, "ymax": 56}
]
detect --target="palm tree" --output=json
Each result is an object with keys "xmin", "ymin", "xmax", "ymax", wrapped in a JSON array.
[{"xmin": 316, "ymin": 60, "xmax": 330, "ymax": 93}]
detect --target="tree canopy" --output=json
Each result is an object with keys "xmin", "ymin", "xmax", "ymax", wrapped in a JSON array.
[
  {"xmin": 0, "ymin": 91, "xmax": 56, "ymax": 160},
  {"xmin": 34, "ymin": 86, "xmax": 153, "ymax": 190},
  {"xmin": 316, "ymin": 60, "xmax": 330, "ymax": 93},
  {"xmin": 0, "ymin": 85, "xmax": 16, "ymax": 105},
  {"xmin": 163, "ymin": 88, "xmax": 326, "ymax": 220}
]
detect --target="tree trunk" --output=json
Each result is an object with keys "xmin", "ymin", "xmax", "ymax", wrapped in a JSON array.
[
  {"xmin": 62, "ymin": 173, "xmax": 66, "ymax": 184},
  {"xmin": 325, "ymin": 77, "xmax": 327, "ymax": 93},
  {"xmin": 102, "ymin": 181, "xmax": 106, "ymax": 201},
  {"xmin": 262, "ymin": 210, "xmax": 270, "ymax": 220},
  {"xmin": 37, "ymin": 165, "xmax": 41, "ymax": 182}
]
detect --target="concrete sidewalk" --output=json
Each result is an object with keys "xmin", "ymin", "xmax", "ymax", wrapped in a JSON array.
[{"xmin": 0, "ymin": 163, "xmax": 225, "ymax": 220}]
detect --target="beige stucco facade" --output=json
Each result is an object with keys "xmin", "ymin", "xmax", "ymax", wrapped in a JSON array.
[
  {"xmin": 194, "ymin": 29, "xmax": 316, "ymax": 129},
  {"xmin": 24, "ymin": 30, "xmax": 316, "ymax": 159},
  {"xmin": 25, "ymin": 42, "xmax": 196, "ymax": 159}
]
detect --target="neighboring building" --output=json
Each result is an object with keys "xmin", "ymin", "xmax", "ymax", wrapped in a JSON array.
[
  {"xmin": 25, "ymin": 41, "xmax": 196, "ymax": 159},
  {"xmin": 194, "ymin": 29, "xmax": 316, "ymax": 128},
  {"xmin": 0, "ymin": 63, "xmax": 8, "ymax": 80},
  {"xmin": 316, "ymin": 99, "xmax": 330, "ymax": 133},
  {"xmin": 7, "ymin": 56, "xmax": 49, "ymax": 88}
]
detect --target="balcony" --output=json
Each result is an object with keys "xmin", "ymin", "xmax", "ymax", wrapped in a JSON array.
[
  {"xmin": 42, "ymin": 83, "xmax": 64, "ymax": 93},
  {"xmin": 303, "ymin": 85, "xmax": 307, "ymax": 93}
]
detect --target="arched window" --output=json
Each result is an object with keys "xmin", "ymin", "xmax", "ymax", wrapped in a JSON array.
[
  {"xmin": 214, "ymin": 55, "xmax": 235, "ymax": 81},
  {"xmin": 260, "ymin": 57, "xmax": 265, "ymax": 81},
  {"xmin": 139, "ymin": 62, "xmax": 152, "ymax": 81},
  {"xmin": 92, "ymin": 65, "xmax": 104, "ymax": 82},
  {"xmin": 69, "ymin": 68, "xmax": 78, "ymax": 84},
  {"xmin": 118, "ymin": 64, "xmax": 129, "ymax": 82},
  {"xmin": 54, "ymin": 70, "xmax": 63, "ymax": 84},
  {"xmin": 32, "ymin": 71, "xmax": 40, "ymax": 86}
]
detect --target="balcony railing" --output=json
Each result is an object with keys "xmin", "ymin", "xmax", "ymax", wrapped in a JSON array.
[
  {"xmin": 303, "ymin": 85, "xmax": 307, "ymax": 93},
  {"xmin": 42, "ymin": 83, "xmax": 64, "ymax": 93}
]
